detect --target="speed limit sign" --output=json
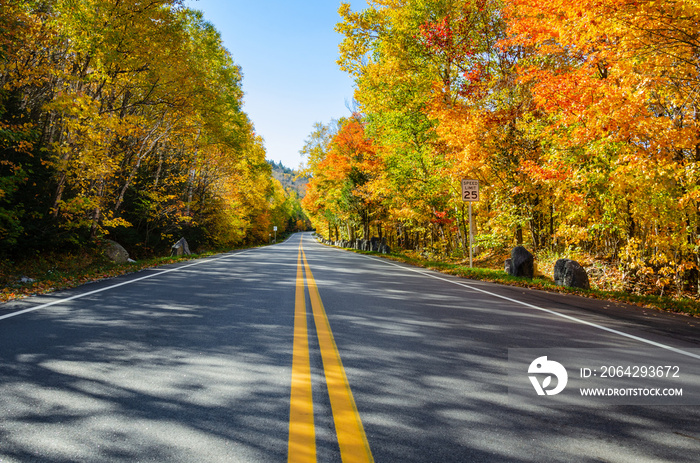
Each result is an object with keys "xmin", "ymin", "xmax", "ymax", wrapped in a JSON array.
[{"xmin": 461, "ymin": 179, "xmax": 479, "ymax": 202}]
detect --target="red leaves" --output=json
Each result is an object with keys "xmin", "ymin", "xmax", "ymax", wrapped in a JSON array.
[
  {"xmin": 419, "ymin": 17, "xmax": 455, "ymax": 54},
  {"xmin": 520, "ymin": 160, "xmax": 572, "ymax": 183},
  {"xmin": 431, "ymin": 210, "xmax": 455, "ymax": 225},
  {"xmin": 459, "ymin": 63, "xmax": 486, "ymax": 97},
  {"xmin": 417, "ymin": 8, "xmax": 482, "ymax": 60}
]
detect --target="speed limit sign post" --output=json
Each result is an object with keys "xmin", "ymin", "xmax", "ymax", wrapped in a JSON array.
[{"xmin": 461, "ymin": 179, "xmax": 479, "ymax": 268}]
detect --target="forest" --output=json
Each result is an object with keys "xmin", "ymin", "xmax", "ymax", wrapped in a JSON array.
[
  {"xmin": 302, "ymin": 0, "xmax": 700, "ymax": 298},
  {"xmin": 0, "ymin": 0, "xmax": 306, "ymax": 261}
]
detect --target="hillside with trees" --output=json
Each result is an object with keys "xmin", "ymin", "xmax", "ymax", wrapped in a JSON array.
[{"xmin": 269, "ymin": 160, "xmax": 308, "ymax": 198}]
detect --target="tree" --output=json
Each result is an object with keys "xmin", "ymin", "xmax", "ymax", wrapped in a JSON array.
[
  {"xmin": 506, "ymin": 0, "xmax": 700, "ymax": 293},
  {"xmin": 337, "ymin": 0, "xmax": 462, "ymax": 251},
  {"xmin": 0, "ymin": 0, "xmax": 301, "ymax": 257}
]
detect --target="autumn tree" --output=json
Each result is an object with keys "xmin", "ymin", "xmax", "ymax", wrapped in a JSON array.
[
  {"xmin": 302, "ymin": 116, "xmax": 382, "ymax": 241},
  {"xmin": 337, "ymin": 0, "xmax": 466, "ymax": 252},
  {"xmin": 0, "ymin": 0, "xmax": 298, "ymax": 257},
  {"xmin": 505, "ymin": 0, "xmax": 700, "ymax": 293}
]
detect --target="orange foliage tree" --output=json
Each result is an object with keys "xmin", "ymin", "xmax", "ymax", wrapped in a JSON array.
[
  {"xmin": 505, "ymin": 0, "xmax": 700, "ymax": 293},
  {"xmin": 313, "ymin": 0, "xmax": 700, "ymax": 295},
  {"xmin": 302, "ymin": 115, "xmax": 383, "ymax": 242}
]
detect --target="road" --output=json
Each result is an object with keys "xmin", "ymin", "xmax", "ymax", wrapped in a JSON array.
[{"xmin": 1, "ymin": 232, "xmax": 699, "ymax": 462}]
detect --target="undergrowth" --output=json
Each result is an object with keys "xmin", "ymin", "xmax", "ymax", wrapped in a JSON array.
[
  {"xmin": 349, "ymin": 247, "xmax": 700, "ymax": 317},
  {"xmin": 0, "ymin": 249, "xmax": 217, "ymax": 303}
]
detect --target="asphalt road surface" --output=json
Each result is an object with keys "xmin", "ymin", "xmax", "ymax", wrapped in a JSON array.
[{"xmin": 1, "ymin": 232, "xmax": 700, "ymax": 462}]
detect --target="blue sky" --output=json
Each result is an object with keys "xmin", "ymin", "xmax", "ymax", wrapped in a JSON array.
[{"xmin": 184, "ymin": 0, "xmax": 368, "ymax": 169}]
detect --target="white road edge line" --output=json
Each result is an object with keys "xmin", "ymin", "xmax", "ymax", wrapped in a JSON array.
[
  {"xmin": 0, "ymin": 249, "xmax": 256, "ymax": 322},
  {"xmin": 345, "ymin": 249, "xmax": 700, "ymax": 361}
]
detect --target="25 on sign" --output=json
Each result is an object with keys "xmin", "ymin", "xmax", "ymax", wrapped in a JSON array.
[{"xmin": 462, "ymin": 179, "xmax": 479, "ymax": 202}]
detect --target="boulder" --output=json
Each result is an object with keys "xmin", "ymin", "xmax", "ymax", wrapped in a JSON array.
[
  {"xmin": 105, "ymin": 240, "xmax": 130, "ymax": 264},
  {"xmin": 377, "ymin": 237, "xmax": 390, "ymax": 254},
  {"xmin": 509, "ymin": 246, "xmax": 534, "ymax": 279},
  {"xmin": 170, "ymin": 237, "xmax": 192, "ymax": 256},
  {"xmin": 504, "ymin": 258, "xmax": 513, "ymax": 274},
  {"xmin": 554, "ymin": 259, "xmax": 590, "ymax": 290}
]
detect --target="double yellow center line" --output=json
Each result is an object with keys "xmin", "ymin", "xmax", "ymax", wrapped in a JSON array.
[{"xmin": 288, "ymin": 237, "xmax": 374, "ymax": 463}]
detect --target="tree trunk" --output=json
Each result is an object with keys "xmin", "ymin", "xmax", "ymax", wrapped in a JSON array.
[
  {"xmin": 51, "ymin": 174, "xmax": 66, "ymax": 219},
  {"xmin": 89, "ymin": 178, "xmax": 105, "ymax": 239}
]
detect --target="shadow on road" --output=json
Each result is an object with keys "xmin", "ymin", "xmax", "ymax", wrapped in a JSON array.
[
  {"xmin": 2, "ymin": 235, "xmax": 700, "ymax": 462},
  {"xmin": 303, "ymin": 240, "xmax": 700, "ymax": 462},
  {"xmin": 0, "ymin": 245, "xmax": 300, "ymax": 463}
]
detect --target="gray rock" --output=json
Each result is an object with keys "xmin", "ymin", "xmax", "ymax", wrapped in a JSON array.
[
  {"xmin": 170, "ymin": 237, "xmax": 192, "ymax": 256},
  {"xmin": 379, "ymin": 238, "xmax": 390, "ymax": 254},
  {"xmin": 504, "ymin": 258, "xmax": 513, "ymax": 274},
  {"xmin": 105, "ymin": 240, "xmax": 130, "ymax": 263},
  {"xmin": 509, "ymin": 246, "xmax": 534, "ymax": 279},
  {"xmin": 554, "ymin": 259, "xmax": 590, "ymax": 290}
]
